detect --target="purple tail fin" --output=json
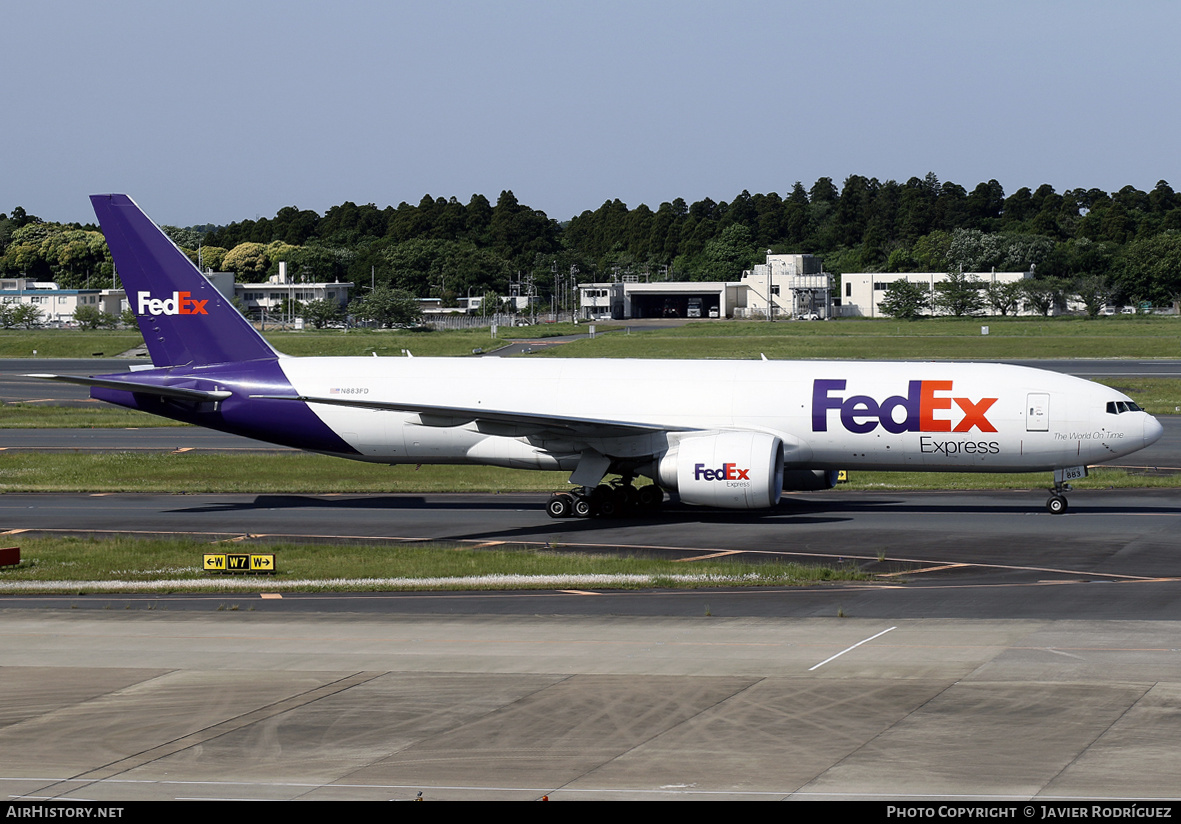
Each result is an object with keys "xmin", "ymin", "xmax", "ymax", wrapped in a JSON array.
[{"xmin": 91, "ymin": 194, "xmax": 277, "ymax": 367}]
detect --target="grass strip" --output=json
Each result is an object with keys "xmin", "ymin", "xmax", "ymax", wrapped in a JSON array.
[
  {"xmin": 0, "ymin": 325, "xmax": 555, "ymax": 359},
  {"xmin": 536, "ymin": 331, "xmax": 1181, "ymax": 360},
  {"xmin": 6, "ymin": 316, "xmax": 1181, "ymax": 360},
  {"xmin": 0, "ymin": 535, "xmax": 870, "ymax": 593},
  {"xmin": 0, "ymin": 402, "xmax": 186, "ymax": 428},
  {"xmin": 0, "ymin": 452, "xmax": 566, "ymax": 492},
  {"xmin": 0, "ymin": 331, "xmax": 145, "ymax": 358}
]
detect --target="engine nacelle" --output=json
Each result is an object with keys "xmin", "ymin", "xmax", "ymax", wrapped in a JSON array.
[
  {"xmin": 782, "ymin": 469, "xmax": 840, "ymax": 491},
  {"xmin": 657, "ymin": 431, "xmax": 784, "ymax": 509}
]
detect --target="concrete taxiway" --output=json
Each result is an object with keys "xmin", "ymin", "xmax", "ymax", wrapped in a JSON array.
[{"xmin": 3, "ymin": 610, "xmax": 1181, "ymax": 801}]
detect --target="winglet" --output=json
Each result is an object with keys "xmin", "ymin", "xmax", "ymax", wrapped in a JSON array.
[{"xmin": 91, "ymin": 194, "xmax": 277, "ymax": 367}]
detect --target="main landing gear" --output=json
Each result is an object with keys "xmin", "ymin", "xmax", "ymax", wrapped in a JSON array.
[{"xmin": 546, "ymin": 478, "xmax": 664, "ymax": 519}]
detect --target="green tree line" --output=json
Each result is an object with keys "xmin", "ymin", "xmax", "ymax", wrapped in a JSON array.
[{"xmin": 5, "ymin": 175, "xmax": 1181, "ymax": 310}]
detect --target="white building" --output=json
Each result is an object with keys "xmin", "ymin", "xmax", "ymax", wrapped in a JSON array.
[
  {"xmin": 839, "ymin": 271, "xmax": 1032, "ymax": 318},
  {"xmin": 737, "ymin": 254, "xmax": 829, "ymax": 319},
  {"xmin": 4, "ymin": 266, "xmax": 354, "ymax": 327},
  {"xmin": 576, "ymin": 253, "xmax": 831, "ymax": 320},
  {"xmin": 0, "ymin": 278, "xmax": 114, "ymax": 325},
  {"xmin": 235, "ymin": 263, "xmax": 352, "ymax": 317},
  {"xmin": 579, "ymin": 280, "xmax": 738, "ymax": 320},
  {"xmin": 457, "ymin": 295, "xmax": 536, "ymax": 314}
]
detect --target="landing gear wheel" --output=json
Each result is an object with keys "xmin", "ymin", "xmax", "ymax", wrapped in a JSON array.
[
  {"xmin": 613, "ymin": 485, "xmax": 637, "ymax": 514},
  {"xmin": 596, "ymin": 496, "xmax": 619, "ymax": 518},
  {"xmin": 547, "ymin": 494, "xmax": 573, "ymax": 519},
  {"xmin": 1046, "ymin": 494, "xmax": 1068, "ymax": 515},
  {"xmin": 636, "ymin": 484, "xmax": 664, "ymax": 510},
  {"xmin": 573, "ymin": 497, "xmax": 593, "ymax": 518},
  {"xmin": 591, "ymin": 484, "xmax": 618, "ymax": 518}
]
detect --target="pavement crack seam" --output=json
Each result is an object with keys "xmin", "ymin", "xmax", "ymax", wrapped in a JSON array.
[
  {"xmin": 792, "ymin": 676, "xmax": 959, "ymax": 795},
  {"xmin": 544, "ymin": 676, "xmax": 765, "ymax": 798},
  {"xmin": 20, "ymin": 670, "xmax": 385, "ymax": 800},
  {"xmin": 1036, "ymin": 681, "xmax": 1155, "ymax": 796}
]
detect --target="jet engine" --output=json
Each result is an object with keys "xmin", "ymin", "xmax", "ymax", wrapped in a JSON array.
[{"xmin": 656, "ymin": 431, "xmax": 784, "ymax": 509}]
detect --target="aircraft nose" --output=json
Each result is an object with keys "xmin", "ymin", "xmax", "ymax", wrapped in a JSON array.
[{"xmin": 1144, "ymin": 414, "xmax": 1164, "ymax": 446}]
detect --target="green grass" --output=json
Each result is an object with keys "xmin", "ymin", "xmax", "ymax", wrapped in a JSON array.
[
  {"xmin": 0, "ymin": 327, "xmax": 521, "ymax": 359},
  {"xmin": 0, "ymin": 452, "xmax": 568, "ymax": 493},
  {"xmin": 537, "ymin": 316, "xmax": 1181, "ymax": 360},
  {"xmin": 0, "ymin": 330, "xmax": 146, "ymax": 358},
  {"xmin": 0, "ymin": 402, "xmax": 187, "ymax": 428},
  {"xmin": 0, "ymin": 535, "xmax": 870, "ymax": 593},
  {"xmin": 263, "ymin": 327, "xmax": 512, "ymax": 358},
  {"xmin": 0, "ymin": 322, "xmax": 599, "ymax": 360},
  {"xmin": 9, "ymin": 315, "xmax": 1179, "ymax": 360},
  {"xmin": 658, "ymin": 315, "xmax": 1180, "ymax": 338},
  {"xmin": 1094, "ymin": 378, "xmax": 1181, "ymax": 415}
]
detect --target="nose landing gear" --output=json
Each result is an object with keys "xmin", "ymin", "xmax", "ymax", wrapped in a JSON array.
[
  {"xmin": 1046, "ymin": 491, "xmax": 1068, "ymax": 515},
  {"xmin": 1046, "ymin": 466, "xmax": 1086, "ymax": 514}
]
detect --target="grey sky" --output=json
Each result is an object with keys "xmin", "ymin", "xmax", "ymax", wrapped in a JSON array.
[{"xmin": 4, "ymin": 1, "xmax": 1178, "ymax": 227}]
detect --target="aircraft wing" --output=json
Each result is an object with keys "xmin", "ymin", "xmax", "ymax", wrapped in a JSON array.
[
  {"xmin": 251, "ymin": 392, "xmax": 697, "ymax": 440},
  {"xmin": 27, "ymin": 374, "xmax": 232, "ymax": 403}
]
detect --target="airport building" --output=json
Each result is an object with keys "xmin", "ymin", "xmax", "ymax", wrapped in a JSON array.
[
  {"xmin": 2, "ymin": 264, "xmax": 352, "ymax": 327},
  {"xmin": 0, "ymin": 278, "xmax": 121, "ymax": 325},
  {"xmin": 736, "ymin": 254, "xmax": 830, "ymax": 319},
  {"xmin": 578, "ymin": 254, "xmax": 832, "ymax": 321},
  {"xmin": 234, "ymin": 262, "xmax": 352, "ymax": 318},
  {"xmin": 838, "ymin": 270, "xmax": 1032, "ymax": 318}
]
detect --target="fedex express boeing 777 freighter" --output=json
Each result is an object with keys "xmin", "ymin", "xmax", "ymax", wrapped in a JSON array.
[{"xmin": 33, "ymin": 195, "xmax": 1164, "ymax": 517}]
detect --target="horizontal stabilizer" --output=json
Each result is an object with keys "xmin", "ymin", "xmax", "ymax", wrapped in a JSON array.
[{"xmin": 27, "ymin": 374, "xmax": 232, "ymax": 403}]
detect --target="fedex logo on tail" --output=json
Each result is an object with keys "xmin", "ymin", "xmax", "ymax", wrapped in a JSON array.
[
  {"xmin": 812, "ymin": 379, "xmax": 997, "ymax": 434},
  {"xmin": 137, "ymin": 291, "xmax": 208, "ymax": 316}
]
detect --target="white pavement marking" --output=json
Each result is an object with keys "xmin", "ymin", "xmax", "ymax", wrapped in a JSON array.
[{"xmin": 808, "ymin": 626, "xmax": 896, "ymax": 671}]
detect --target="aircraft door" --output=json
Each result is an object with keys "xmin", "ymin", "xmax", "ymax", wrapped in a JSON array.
[{"xmin": 1026, "ymin": 393, "xmax": 1049, "ymax": 432}]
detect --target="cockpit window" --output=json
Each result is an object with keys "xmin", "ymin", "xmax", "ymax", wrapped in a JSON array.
[{"xmin": 1106, "ymin": 401, "xmax": 1143, "ymax": 414}]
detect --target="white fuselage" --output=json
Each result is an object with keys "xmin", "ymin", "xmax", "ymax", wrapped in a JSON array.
[{"xmin": 276, "ymin": 357, "xmax": 1162, "ymax": 474}]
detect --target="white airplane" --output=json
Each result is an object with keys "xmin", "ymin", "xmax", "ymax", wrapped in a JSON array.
[{"xmin": 33, "ymin": 195, "xmax": 1164, "ymax": 517}]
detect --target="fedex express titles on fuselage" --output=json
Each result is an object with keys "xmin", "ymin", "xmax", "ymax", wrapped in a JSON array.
[{"xmin": 804, "ymin": 371, "xmax": 1133, "ymax": 471}]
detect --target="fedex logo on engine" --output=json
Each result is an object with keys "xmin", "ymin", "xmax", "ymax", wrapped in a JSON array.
[
  {"xmin": 694, "ymin": 463, "xmax": 751, "ymax": 482},
  {"xmin": 812, "ymin": 379, "xmax": 997, "ymax": 434},
  {"xmin": 136, "ymin": 291, "xmax": 208, "ymax": 316}
]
